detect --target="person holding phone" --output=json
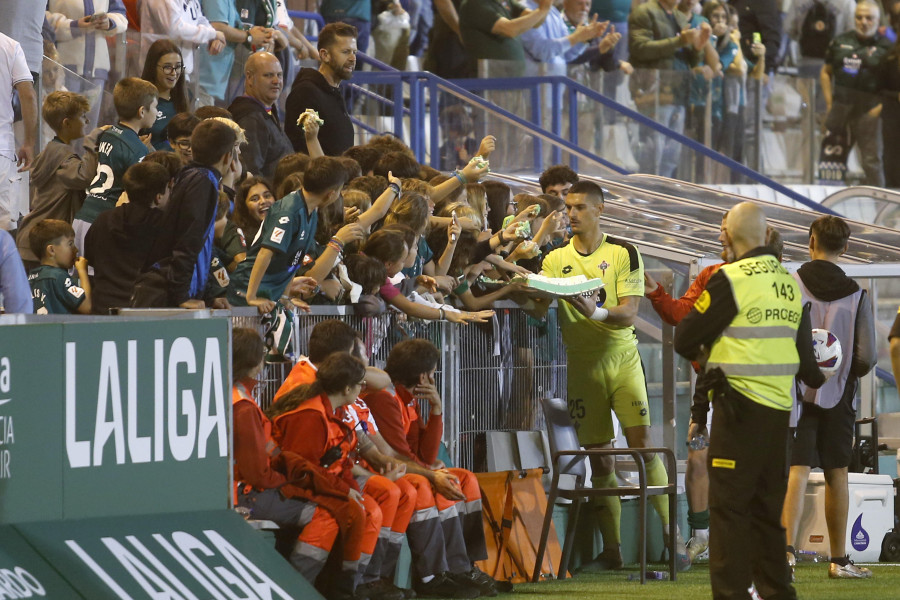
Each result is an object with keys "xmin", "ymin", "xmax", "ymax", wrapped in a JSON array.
[{"xmin": 46, "ymin": 1, "xmax": 129, "ymax": 131}]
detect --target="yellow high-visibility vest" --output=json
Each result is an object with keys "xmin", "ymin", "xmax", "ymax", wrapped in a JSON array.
[{"xmin": 705, "ymin": 254, "xmax": 801, "ymax": 411}]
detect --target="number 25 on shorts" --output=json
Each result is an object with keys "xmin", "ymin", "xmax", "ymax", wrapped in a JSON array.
[{"xmin": 568, "ymin": 398, "xmax": 586, "ymax": 420}]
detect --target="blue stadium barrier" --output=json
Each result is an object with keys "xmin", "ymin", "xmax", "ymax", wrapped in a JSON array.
[{"xmin": 347, "ymin": 63, "xmax": 835, "ymax": 214}]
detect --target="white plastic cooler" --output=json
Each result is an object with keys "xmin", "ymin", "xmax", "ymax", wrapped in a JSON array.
[{"xmin": 796, "ymin": 472, "xmax": 895, "ymax": 562}]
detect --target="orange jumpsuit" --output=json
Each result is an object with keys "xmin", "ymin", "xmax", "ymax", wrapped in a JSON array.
[{"xmin": 232, "ymin": 379, "xmax": 339, "ymax": 582}]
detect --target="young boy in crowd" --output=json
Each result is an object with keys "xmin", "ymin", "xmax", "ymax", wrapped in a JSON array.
[
  {"xmin": 28, "ymin": 219, "xmax": 91, "ymax": 315},
  {"xmin": 72, "ymin": 77, "xmax": 158, "ymax": 251},
  {"xmin": 84, "ymin": 161, "xmax": 170, "ymax": 314},
  {"xmin": 136, "ymin": 119, "xmax": 238, "ymax": 308},
  {"xmin": 17, "ymin": 91, "xmax": 98, "ymax": 271},
  {"xmin": 166, "ymin": 112, "xmax": 201, "ymax": 166}
]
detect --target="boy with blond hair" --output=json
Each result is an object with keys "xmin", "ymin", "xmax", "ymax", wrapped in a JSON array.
[{"xmin": 17, "ymin": 91, "xmax": 97, "ymax": 270}]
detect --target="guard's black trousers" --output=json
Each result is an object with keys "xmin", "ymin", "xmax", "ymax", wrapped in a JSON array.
[{"xmin": 708, "ymin": 392, "xmax": 797, "ymax": 600}]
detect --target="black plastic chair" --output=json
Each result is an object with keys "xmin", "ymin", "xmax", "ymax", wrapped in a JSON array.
[{"xmin": 532, "ymin": 397, "xmax": 679, "ymax": 584}]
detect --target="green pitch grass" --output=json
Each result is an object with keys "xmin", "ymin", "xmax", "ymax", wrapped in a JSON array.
[{"xmin": 499, "ymin": 562, "xmax": 900, "ymax": 599}]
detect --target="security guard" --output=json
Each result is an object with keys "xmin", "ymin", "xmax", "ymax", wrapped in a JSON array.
[{"xmin": 675, "ymin": 202, "xmax": 825, "ymax": 600}]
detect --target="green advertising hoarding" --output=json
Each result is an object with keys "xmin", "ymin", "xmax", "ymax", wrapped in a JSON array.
[
  {"xmin": 62, "ymin": 320, "xmax": 231, "ymax": 519},
  {"xmin": 16, "ymin": 510, "xmax": 322, "ymax": 599},
  {"xmin": 0, "ymin": 317, "xmax": 232, "ymax": 523},
  {"xmin": 0, "ymin": 526, "xmax": 83, "ymax": 598},
  {"xmin": 0, "ymin": 324, "xmax": 65, "ymax": 523}
]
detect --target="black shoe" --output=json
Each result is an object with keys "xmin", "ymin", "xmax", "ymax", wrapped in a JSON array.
[
  {"xmin": 381, "ymin": 579, "xmax": 416, "ymax": 599},
  {"xmin": 356, "ymin": 579, "xmax": 405, "ymax": 600},
  {"xmin": 414, "ymin": 573, "xmax": 480, "ymax": 599},
  {"xmin": 470, "ymin": 566, "xmax": 512, "ymax": 593},
  {"xmin": 449, "ymin": 569, "xmax": 498, "ymax": 597}
]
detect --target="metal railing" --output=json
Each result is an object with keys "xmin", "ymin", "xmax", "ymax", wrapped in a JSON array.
[
  {"xmin": 232, "ymin": 304, "xmax": 569, "ymax": 472},
  {"xmin": 346, "ymin": 69, "xmax": 828, "ymax": 211}
]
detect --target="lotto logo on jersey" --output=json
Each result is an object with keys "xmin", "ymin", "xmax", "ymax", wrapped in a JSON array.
[
  {"xmin": 270, "ymin": 227, "xmax": 285, "ymax": 243},
  {"xmin": 279, "ymin": 216, "xmax": 290, "ymax": 224}
]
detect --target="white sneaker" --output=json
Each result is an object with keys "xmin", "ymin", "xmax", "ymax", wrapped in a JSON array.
[
  {"xmin": 829, "ymin": 559, "xmax": 872, "ymax": 579},
  {"xmin": 686, "ymin": 536, "xmax": 709, "ymax": 562}
]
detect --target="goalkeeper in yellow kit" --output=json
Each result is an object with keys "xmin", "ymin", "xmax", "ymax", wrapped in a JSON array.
[{"xmin": 531, "ymin": 180, "xmax": 690, "ymax": 571}]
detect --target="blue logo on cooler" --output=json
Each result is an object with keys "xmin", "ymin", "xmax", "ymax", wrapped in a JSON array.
[{"xmin": 851, "ymin": 514, "xmax": 869, "ymax": 551}]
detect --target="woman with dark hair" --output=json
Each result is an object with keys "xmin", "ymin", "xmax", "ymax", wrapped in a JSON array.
[
  {"xmin": 483, "ymin": 181, "xmax": 514, "ymax": 234},
  {"xmin": 141, "ymin": 39, "xmax": 189, "ymax": 150},
  {"xmin": 232, "ymin": 175, "xmax": 275, "ymax": 243}
]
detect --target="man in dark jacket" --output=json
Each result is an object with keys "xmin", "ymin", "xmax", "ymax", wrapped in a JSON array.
[
  {"xmin": 781, "ymin": 215, "xmax": 877, "ymax": 579},
  {"xmin": 285, "ymin": 22, "xmax": 357, "ymax": 156},
  {"xmin": 228, "ymin": 51, "xmax": 293, "ymax": 179}
]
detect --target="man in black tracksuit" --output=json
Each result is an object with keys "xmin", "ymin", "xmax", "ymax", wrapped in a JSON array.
[
  {"xmin": 675, "ymin": 202, "xmax": 825, "ymax": 600},
  {"xmin": 285, "ymin": 23, "xmax": 357, "ymax": 156}
]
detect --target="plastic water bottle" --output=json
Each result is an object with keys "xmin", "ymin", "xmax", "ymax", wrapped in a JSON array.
[
  {"xmin": 796, "ymin": 549, "xmax": 826, "ymax": 563},
  {"xmin": 627, "ymin": 571, "xmax": 668, "ymax": 581},
  {"xmin": 688, "ymin": 433, "xmax": 708, "ymax": 451}
]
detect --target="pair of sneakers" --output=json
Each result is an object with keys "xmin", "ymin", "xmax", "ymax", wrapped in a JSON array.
[
  {"xmin": 579, "ymin": 530, "xmax": 692, "ymax": 573},
  {"xmin": 786, "ymin": 548, "xmax": 872, "ymax": 580}
]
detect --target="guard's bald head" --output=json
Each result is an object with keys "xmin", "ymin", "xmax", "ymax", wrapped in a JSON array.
[
  {"xmin": 726, "ymin": 202, "xmax": 767, "ymax": 254},
  {"xmin": 245, "ymin": 51, "xmax": 279, "ymax": 76}
]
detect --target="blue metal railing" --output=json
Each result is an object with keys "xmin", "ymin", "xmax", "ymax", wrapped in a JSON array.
[
  {"xmin": 349, "ymin": 70, "xmax": 629, "ymax": 175},
  {"xmin": 286, "ymin": 10, "xmax": 326, "ymax": 32},
  {"xmin": 345, "ymin": 67, "xmax": 832, "ymax": 213}
]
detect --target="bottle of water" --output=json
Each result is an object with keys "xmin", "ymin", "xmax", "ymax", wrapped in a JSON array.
[{"xmin": 688, "ymin": 433, "xmax": 708, "ymax": 451}]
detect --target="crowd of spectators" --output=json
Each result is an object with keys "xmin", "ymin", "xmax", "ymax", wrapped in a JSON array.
[
  {"xmin": 0, "ymin": 5, "xmax": 898, "ymax": 599},
  {"xmin": 0, "ymin": 1, "xmax": 898, "ymax": 315},
  {"xmin": 0, "ymin": 15, "xmax": 583, "ymax": 320}
]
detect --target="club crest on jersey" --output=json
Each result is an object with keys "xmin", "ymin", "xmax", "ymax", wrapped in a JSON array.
[{"xmin": 598, "ymin": 260, "xmax": 609, "ymax": 276}]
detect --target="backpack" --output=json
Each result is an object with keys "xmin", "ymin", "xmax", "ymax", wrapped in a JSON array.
[{"xmin": 799, "ymin": 0, "xmax": 836, "ymax": 59}]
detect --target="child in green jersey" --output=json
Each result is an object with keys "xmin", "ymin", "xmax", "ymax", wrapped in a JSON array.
[{"xmin": 28, "ymin": 219, "xmax": 92, "ymax": 315}]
